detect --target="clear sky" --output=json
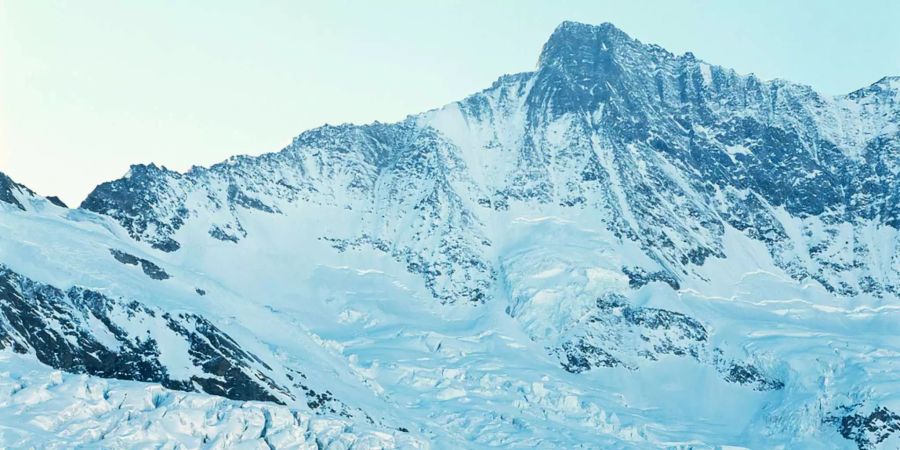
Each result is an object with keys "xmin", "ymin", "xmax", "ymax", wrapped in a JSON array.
[{"xmin": 2, "ymin": 0, "xmax": 898, "ymax": 206}]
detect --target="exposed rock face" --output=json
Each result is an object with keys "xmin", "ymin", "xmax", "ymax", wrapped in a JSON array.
[
  {"xmin": 555, "ymin": 294, "xmax": 783, "ymax": 391},
  {"xmin": 0, "ymin": 264, "xmax": 359, "ymax": 421},
  {"xmin": 109, "ymin": 248, "xmax": 171, "ymax": 280},
  {"xmin": 0, "ymin": 172, "xmax": 33, "ymax": 211},
  {"xmin": 45, "ymin": 196, "xmax": 68, "ymax": 208},
  {"xmin": 556, "ymin": 294, "xmax": 708, "ymax": 373},
  {"xmin": 81, "ymin": 164, "xmax": 190, "ymax": 252},
  {"xmin": 827, "ymin": 406, "xmax": 900, "ymax": 450},
  {"xmin": 0, "ymin": 265, "xmax": 284, "ymax": 403}
]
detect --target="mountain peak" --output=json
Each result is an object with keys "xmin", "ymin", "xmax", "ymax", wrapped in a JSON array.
[
  {"xmin": 0, "ymin": 171, "xmax": 43, "ymax": 211},
  {"xmin": 551, "ymin": 21, "xmax": 629, "ymax": 39},
  {"xmin": 538, "ymin": 21, "xmax": 635, "ymax": 69},
  {"xmin": 0, "ymin": 172, "xmax": 28, "ymax": 211}
]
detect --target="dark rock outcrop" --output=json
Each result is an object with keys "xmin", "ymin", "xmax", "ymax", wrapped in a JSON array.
[{"xmin": 0, "ymin": 265, "xmax": 285, "ymax": 404}]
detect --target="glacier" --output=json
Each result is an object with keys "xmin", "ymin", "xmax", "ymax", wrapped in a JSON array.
[{"xmin": 1, "ymin": 21, "xmax": 899, "ymax": 449}]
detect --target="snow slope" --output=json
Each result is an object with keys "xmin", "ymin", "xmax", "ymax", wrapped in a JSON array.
[{"xmin": 2, "ymin": 21, "xmax": 900, "ymax": 449}]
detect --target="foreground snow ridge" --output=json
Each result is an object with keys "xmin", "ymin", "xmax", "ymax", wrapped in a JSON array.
[
  {"xmin": 2, "ymin": 21, "xmax": 900, "ymax": 449},
  {"xmin": 0, "ymin": 354, "xmax": 424, "ymax": 449}
]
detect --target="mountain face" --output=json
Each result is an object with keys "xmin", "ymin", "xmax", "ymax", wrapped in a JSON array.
[{"xmin": 2, "ymin": 21, "xmax": 899, "ymax": 449}]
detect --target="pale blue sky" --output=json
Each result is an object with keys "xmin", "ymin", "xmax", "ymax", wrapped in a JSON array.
[{"xmin": 2, "ymin": 0, "xmax": 898, "ymax": 205}]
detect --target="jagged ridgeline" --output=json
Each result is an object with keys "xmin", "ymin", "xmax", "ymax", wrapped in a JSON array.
[
  {"xmin": 83, "ymin": 22, "xmax": 900, "ymax": 301},
  {"xmin": 1, "ymin": 21, "xmax": 898, "ymax": 449}
]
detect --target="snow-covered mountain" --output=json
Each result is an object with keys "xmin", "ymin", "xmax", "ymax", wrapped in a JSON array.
[{"xmin": 2, "ymin": 21, "xmax": 899, "ymax": 449}]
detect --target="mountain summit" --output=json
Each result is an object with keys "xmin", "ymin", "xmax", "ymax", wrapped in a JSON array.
[
  {"xmin": 538, "ymin": 21, "xmax": 635, "ymax": 68},
  {"xmin": 2, "ymin": 22, "xmax": 899, "ymax": 449}
]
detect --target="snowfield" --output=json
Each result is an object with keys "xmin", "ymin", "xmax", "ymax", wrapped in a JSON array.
[{"xmin": 1, "ymin": 21, "xmax": 899, "ymax": 449}]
